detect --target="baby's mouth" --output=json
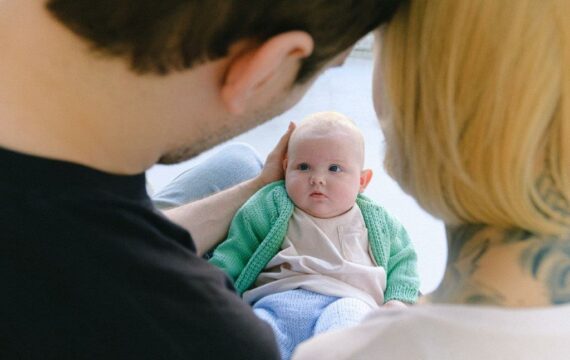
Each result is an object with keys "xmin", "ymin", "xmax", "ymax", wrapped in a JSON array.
[{"xmin": 310, "ymin": 191, "xmax": 327, "ymax": 198}]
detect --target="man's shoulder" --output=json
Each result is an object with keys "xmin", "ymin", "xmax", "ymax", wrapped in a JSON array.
[{"xmin": 3, "ymin": 191, "xmax": 279, "ymax": 359}]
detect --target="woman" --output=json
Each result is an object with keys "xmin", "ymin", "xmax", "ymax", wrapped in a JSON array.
[{"xmin": 293, "ymin": 0, "xmax": 570, "ymax": 358}]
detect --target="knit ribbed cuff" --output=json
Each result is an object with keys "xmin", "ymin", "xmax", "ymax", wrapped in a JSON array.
[{"xmin": 385, "ymin": 285, "xmax": 420, "ymax": 304}]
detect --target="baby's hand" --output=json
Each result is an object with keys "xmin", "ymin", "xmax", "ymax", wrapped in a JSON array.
[{"xmin": 383, "ymin": 300, "xmax": 408, "ymax": 309}]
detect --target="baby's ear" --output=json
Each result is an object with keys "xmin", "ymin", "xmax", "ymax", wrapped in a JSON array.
[
  {"xmin": 359, "ymin": 169, "xmax": 373, "ymax": 192},
  {"xmin": 282, "ymin": 157, "xmax": 288, "ymax": 171}
]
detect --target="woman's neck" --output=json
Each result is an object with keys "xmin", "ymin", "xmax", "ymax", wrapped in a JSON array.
[{"xmin": 424, "ymin": 224, "xmax": 570, "ymax": 307}]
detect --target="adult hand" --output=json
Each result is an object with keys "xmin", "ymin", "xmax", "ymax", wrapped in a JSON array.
[{"xmin": 256, "ymin": 122, "xmax": 296, "ymax": 187}]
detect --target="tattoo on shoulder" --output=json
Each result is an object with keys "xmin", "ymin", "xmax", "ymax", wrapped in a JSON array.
[
  {"xmin": 526, "ymin": 173, "xmax": 570, "ymax": 304},
  {"xmin": 520, "ymin": 234, "xmax": 570, "ymax": 304},
  {"xmin": 440, "ymin": 226, "xmax": 570, "ymax": 305},
  {"xmin": 432, "ymin": 224, "xmax": 506, "ymax": 305},
  {"xmin": 431, "ymin": 173, "xmax": 570, "ymax": 306},
  {"xmin": 536, "ymin": 173, "xmax": 570, "ymax": 218}
]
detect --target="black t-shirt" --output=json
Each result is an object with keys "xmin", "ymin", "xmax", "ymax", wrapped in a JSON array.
[{"xmin": 0, "ymin": 147, "xmax": 279, "ymax": 359}]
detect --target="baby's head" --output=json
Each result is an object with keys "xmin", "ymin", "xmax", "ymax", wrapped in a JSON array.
[{"xmin": 284, "ymin": 111, "xmax": 373, "ymax": 218}]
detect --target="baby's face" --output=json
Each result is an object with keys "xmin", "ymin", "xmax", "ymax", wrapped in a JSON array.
[{"xmin": 284, "ymin": 130, "xmax": 365, "ymax": 218}]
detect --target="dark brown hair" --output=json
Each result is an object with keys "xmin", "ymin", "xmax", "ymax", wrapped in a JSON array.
[{"xmin": 47, "ymin": 0, "xmax": 401, "ymax": 82}]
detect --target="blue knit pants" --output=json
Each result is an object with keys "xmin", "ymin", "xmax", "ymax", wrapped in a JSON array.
[{"xmin": 253, "ymin": 289, "xmax": 373, "ymax": 360}]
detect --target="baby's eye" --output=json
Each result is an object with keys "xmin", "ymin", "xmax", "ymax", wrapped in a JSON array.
[
  {"xmin": 329, "ymin": 164, "xmax": 342, "ymax": 173},
  {"xmin": 298, "ymin": 163, "xmax": 310, "ymax": 171}
]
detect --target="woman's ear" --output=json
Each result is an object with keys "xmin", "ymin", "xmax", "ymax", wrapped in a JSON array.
[
  {"xmin": 359, "ymin": 169, "xmax": 373, "ymax": 192},
  {"xmin": 220, "ymin": 31, "xmax": 314, "ymax": 115}
]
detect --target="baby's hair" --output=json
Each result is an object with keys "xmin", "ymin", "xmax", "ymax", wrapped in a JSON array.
[
  {"xmin": 380, "ymin": 0, "xmax": 570, "ymax": 235},
  {"xmin": 298, "ymin": 111, "xmax": 360, "ymax": 133},
  {"xmin": 292, "ymin": 111, "xmax": 366, "ymax": 166}
]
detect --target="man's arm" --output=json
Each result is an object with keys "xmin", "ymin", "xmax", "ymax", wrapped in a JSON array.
[{"xmin": 164, "ymin": 123, "xmax": 295, "ymax": 256}]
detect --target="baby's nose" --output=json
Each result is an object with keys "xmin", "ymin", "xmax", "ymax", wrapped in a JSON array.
[{"xmin": 310, "ymin": 175, "xmax": 326, "ymax": 185}]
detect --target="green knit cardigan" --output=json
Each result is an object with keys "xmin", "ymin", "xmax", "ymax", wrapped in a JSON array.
[{"xmin": 209, "ymin": 181, "xmax": 420, "ymax": 303}]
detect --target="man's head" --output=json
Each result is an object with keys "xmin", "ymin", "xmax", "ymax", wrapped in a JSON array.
[
  {"xmin": 46, "ymin": 0, "xmax": 400, "ymax": 84},
  {"xmin": 3, "ymin": 0, "xmax": 401, "ymax": 172},
  {"xmin": 284, "ymin": 112, "xmax": 373, "ymax": 218}
]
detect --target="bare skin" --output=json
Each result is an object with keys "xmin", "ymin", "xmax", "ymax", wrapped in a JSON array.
[{"xmin": 424, "ymin": 173, "xmax": 570, "ymax": 307}]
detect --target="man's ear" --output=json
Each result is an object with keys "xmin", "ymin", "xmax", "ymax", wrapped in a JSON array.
[
  {"xmin": 220, "ymin": 31, "xmax": 314, "ymax": 115},
  {"xmin": 359, "ymin": 169, "xmax": 373, "ymax": 192}
]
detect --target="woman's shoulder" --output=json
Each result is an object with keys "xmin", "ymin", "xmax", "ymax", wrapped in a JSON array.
[{"xmin": 293, "ymin": 304, "xmax": 570, "ymax": 360}]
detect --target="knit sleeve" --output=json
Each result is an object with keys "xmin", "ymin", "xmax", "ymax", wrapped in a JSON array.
[
  {"xmin": 384, "ymin": 222, "xmax": 420, "ymax": 303},
  {"xmin": 208, "ymin": 182, "xmax": 280, "ymax": 283}
]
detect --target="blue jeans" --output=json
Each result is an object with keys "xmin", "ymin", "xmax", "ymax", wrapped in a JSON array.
[{"xmin": 151, "ymin": 143, "xmax": 263, "ymax": 209}]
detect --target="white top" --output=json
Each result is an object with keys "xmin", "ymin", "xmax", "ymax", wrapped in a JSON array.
[
  {"xmin": 243, "ymin": 205, "xmax": 386, "ymax": 309},
  {"xmin": 292, "ymin": 303, "xmax": 570, "ymax": 359}
]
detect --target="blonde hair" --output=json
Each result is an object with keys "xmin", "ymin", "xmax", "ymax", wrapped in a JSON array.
[{"xmin": 380, "ymin": 0, "xmax": 570, "ymax": 234}]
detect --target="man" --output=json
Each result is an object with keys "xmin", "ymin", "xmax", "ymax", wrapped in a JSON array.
[{"xmin": 0, "ymin": 0, "xmax": 401, "ymax": 358}]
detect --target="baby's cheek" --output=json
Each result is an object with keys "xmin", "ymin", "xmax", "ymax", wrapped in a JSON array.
[
  {"xmin": 285, "ymin": 179, "xmax": 303, "ymax": 203},
  {"xmin": 338, "ymin": 186, "xmax": 360, "ymax": 206}
]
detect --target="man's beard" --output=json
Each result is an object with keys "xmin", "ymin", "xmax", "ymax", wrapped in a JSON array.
[
  {"xmin": 157, "ymin": 128, "xmax": 235, "ymax": 164},
  {"xmin": 157, "ymin": 105, "xmax": 284, "ymax": 165},
  {"xmin": 157, "ymin": 81, "xmax": 306, "ymax": 165}
]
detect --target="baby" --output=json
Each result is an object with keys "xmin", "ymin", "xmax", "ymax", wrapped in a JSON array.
[{"xmin": 210, "ymin": 111, "xmax": 419, "ymax": 359}]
